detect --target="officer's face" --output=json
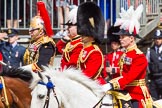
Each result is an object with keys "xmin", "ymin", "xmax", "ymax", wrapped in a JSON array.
[
  {"xmin": 29, "ymin": 28, "xmax": 43, "ymax": 40},
  {"xmin": 154, "ymin": 38, "xmax": 162, "ymax": 46},
  {"xmin": 111, "ymin": 42, "xmax": 120, "ymax": 51},
  {"xmin": 67, "ymin": 25, "xmax": 77, "ymax": 39},
  {"xmin": 8, "ymin": 35, "xmax": 18, "ymax": 44},
  {"xmin": 119, "ymin": 35, "xmax": 134, "ymax": 48}
]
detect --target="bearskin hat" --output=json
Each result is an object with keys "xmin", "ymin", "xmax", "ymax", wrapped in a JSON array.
[
  {"xmin": 77, "ymin": 2, "xmax": 105, "ymax": 44},
  {"xmin": 107, "ymin": 26, "xmax": 120, "ymax": 44}
]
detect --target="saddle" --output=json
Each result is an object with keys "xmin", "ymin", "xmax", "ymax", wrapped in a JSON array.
[
  {"xmin": 106, "ymin": 90, "xmax": 162, "ymax": 108},
  {"xmin": 106, "ymin": 90, "xmax": 133, "ymax": 108}
]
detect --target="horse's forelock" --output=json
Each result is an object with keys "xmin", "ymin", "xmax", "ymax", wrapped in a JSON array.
[{"xmin": 29, "ymin": 72, "xmax": 42, "ymax": 89}]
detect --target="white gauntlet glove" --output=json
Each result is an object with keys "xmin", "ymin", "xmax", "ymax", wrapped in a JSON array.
[{"xmin": 101, "ymin": 83, "xmax": 112, "ymax": 92}]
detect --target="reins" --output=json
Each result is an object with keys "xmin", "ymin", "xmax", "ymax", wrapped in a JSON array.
[
  {"xmin": 93, "ymin": 92, "xmax": 117, "ymax": 108},
  {"xmin": 0, "ymin": 76, "xmax": 10, "ymax": 108},
  {"xmin": 38, "ymin": 76, "xmax": 60, "ymax": 108},
  {"xmin": 93, "ymin": 94, "xmax": 106, "ymax": 108}
]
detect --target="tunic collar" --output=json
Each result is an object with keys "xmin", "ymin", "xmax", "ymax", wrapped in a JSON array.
[{"xmin": 126, "ymin": 44, "xmax": 137, "ymax": 52}]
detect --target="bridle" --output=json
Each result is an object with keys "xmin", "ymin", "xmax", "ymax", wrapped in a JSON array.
[{"xmin": 38, "ymin": 76, "xmax": 60, "ymax": 108}]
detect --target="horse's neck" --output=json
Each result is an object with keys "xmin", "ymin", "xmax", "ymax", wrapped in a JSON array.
[
  {"xmin": 53, "ymin": 87, "xmax": 71, "ymax": 108},
  {"xmin": 4, "ymin": 77, "xmax": 31, "ymax": 108},
  {"xmin": 52, "ymin": 77, "xmax": 101, "ymax": 108},
  {"xmin": 59, "ymin": 69, "xmax": 104, "ymax": 97}
]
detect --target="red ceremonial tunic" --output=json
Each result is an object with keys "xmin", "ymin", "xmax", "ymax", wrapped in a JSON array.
[
  {"xmin": 0, "ymin": 52, "xmax": 2, "ymax": 72},
  {"xmin": 103, "ymin": 49, "xmax": 123, "ymax": 78},
  {"xmin": 56, "ymin": 36, "xmax": 83, "ymax": 70},
  {"xmin": 110, "ymin": 45, "xmax": 152, "ymax": 108},
  {"xmin": 77, "ymin": 44, "xmax": 106, "ymax": 85}
]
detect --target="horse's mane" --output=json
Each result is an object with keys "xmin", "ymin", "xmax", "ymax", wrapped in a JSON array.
[
  {"xmin": 42, "ymin": 66, "xmax": 104, "ymax": 97},
  {"xmin": 0, "ymin": 67, "xmax": 32, "ymax": 82}
]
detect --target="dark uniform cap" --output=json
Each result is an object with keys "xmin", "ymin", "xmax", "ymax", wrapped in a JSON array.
[
  {"xmin": 77, "ymin": 2, "xmax": 105, "ymax": 44},
  {"xmin": 62, "ymin": 20, "xmax": 77, "ymax": 26},
  {"xmin": 112, "ymin": 29, "xmax": 142, "ymax": 39},
  {"xmin": 154, "ymin": 29, "xmax": 162, "ymax": 39},
  {"xmin": 107, "ymin": 26, "xmax": 120, "ymax": 43},
  {"xmin": 7, "ymin": 29, "xmax": 18, "ymax": 37}
]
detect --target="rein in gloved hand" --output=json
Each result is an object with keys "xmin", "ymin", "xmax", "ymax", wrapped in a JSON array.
[{"xmin": 0, "ymin": 61, "xmax": 12, "ymax": 68}]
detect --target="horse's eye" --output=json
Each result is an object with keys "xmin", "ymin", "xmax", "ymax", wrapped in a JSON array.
[{"xmin": 38, "ymin": 94, "xmax": 45, "ymax": 99}]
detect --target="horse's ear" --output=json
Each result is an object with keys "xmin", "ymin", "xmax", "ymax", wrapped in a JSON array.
[{"xmin": 38, "ymin": 72, "xmax": 43, "ymax": 79}]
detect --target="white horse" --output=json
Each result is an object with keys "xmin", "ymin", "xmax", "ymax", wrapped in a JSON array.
[
  {"xmin": 27, "ymin": 66, "xmax": 113, "ymax": 108},
  {"xmin": 20, "ymin": 65, "xmax": 162, "ymax": 108}
]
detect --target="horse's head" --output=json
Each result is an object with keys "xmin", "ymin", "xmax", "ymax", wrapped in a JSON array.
[
  {"xmin": 30, "ymin": 72, "xmax": 63, "ymax": 108},
  {"xmin": 29, "ymin": 67, "xmax": 114, "ymax": 108}
]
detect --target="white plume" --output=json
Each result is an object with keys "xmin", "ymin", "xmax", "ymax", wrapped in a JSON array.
[
  {"xmin": 67, "ymin": 7, "xmax": 78, "ymax": 24},
  {"xmin": 114, "ymin": 4, "xmax": 143, "ymax": 35}
]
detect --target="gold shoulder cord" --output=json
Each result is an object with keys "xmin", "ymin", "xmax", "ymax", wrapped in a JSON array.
[
  {"xmin": 77, "ymin": 44, "xmax": 104, "ymax": 80},
  {"xmin": 118, "ymin": 52, "xmax": 126, "ymax": 76},
  {"xmin": 48, "ymin": 38, "xmax": 56, "ymax": 66},
  {"xmin": 77, "ymin": 47, "xmax": 95, "ymax": 70},
  {"xmin": 64, "ymin": 42, "xmax": 71, "ymax": 62},
  {"xmin": 23, "ymin": 38, "xmax": 43, "ymax": 65},
  {"xmin": 23, "ymin": 48, "xmax": 30, "ymax": 65},
  {"xmin": 77, "ymin": 49, "xmax": 83, "ymax": 69},
  {"xmin": 64, "ymin": 42, "xmax": 82, "ymax": 62},
  {"xmin": 92, "ymin": 45, "xmax": 104, "ymax": 80}
]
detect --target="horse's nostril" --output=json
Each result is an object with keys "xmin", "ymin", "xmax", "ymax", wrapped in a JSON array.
[{"xmin": 38, "ymin": 94, "xmax": 45, "ymax": 99}]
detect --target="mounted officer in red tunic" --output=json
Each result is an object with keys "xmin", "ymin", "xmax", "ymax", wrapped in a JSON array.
[
  {"xmin": 76, "ymin": 2, "xmax": 106, "ymax": 85},
  {"xmin": 102, "ymin": 4, "xmax": 154, "ymax": 108},
  {"xmin": 56, "ymin": 7, "xmax": 83, "ymax": 70},
  {"xmin": 0, "ymin": 52, "xmax": 2, "ymax": 72}
]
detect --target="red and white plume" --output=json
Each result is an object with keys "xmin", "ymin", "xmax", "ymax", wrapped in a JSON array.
[
  {"xmin": 37, "ymin": 1, "xmax": 54, "ymax": 37},
  {"xmin": 114, "ymin": 4, "xmax": 143, "ymax": 35}
]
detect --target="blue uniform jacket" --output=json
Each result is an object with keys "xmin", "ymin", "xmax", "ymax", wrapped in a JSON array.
[{"xmin": 0, "ymin": 41, "xmax": 26, "ymax": 68}]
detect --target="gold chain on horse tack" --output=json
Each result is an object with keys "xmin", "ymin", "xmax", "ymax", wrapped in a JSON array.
[{"xmin": 0, "ymin": 76, "xmax": 10, "ymax": 108}]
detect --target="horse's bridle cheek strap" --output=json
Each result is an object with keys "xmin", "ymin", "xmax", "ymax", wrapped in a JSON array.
[
  {"xmin": 43, "ymin": 87, "xmax": 60, "ymax": 108},
  {"xmin": 43, "ymin": 88, "xmax": 50, "ymax": 108},
  {"xmin": 52, "ymin": 88, "xmax": 61, "ymax": 108}
]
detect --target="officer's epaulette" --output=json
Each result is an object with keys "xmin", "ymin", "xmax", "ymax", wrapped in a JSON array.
[
  {"xmin": 64, "ymin": 42, "xmax": 82, "ymax": 53},
  {"xmin": 42, "ymin": 36, "xmax": 56, "ymax": 45},
  {"xmin": 135, "ymin": 48, "xmax": 143, "ymax": 54},
  {"xmin": 126, "ymin": 44, "xmax": 143, "ymax": 54}
]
